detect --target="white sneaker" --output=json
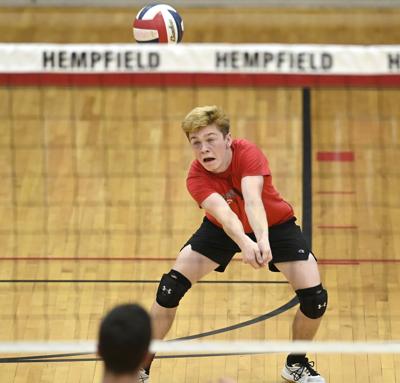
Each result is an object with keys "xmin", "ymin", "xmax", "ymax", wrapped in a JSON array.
[
  {"xmin": 138, "ymin": 368, "xmax": 150, "ymax": 383},
  {"xmin": 281, "ymin": 358, "xmax": 325, "ymax": 382}
]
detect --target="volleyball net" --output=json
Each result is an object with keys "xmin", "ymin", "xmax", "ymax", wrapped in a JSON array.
[{"xmin": 1, "ymin": 340, "xmax": 400, "ymax": 355}]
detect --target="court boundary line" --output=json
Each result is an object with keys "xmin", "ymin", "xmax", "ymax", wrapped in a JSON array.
[{"xmin": 0, "ymin": 279, "xmax": 289, "ymax": 284}]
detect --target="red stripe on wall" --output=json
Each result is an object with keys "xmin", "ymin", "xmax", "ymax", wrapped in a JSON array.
[
  {"xmin": 1, "ymin": 73, "xmax": 400, "ymax": 87},
  {"xmin": 317, "ymin": 151, "xmax": 355, "ymax": 162},
  {"xmin": 318, "ymin": 225, "xmax": 358, "ymax": 229},
  {"xmin": 2, "ymin": 257, "xmax": 400, "ymax": 266},
  {"xmin": 316, "ymin": 191, "xmax": 355, "ymax": 195}
]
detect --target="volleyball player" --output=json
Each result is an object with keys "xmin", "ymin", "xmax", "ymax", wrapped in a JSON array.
[
  {"xmin": 140, "ymin": 106, "xmax": 328, "ymax": 383},
  {"xmin": 99, "ymin": 303, "xmax": 151, "ymax": 383}
]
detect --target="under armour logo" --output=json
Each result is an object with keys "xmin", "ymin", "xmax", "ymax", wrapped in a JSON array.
[
  {"xmin": 162, "ymin": 286, "xmax": 172, "ymax": 294},
  {"xmin": 318, "ymin": 302, "xmax": 327, "ymax": 310}
]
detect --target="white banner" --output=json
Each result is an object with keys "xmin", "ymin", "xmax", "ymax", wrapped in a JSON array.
[{"xmin": 0, "ymin": 43, "xmax": 399, "ymax": 75}]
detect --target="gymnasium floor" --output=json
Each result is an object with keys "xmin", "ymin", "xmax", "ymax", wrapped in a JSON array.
[{"xmin": 0, "ymin": 85, "xmax": 399, "ymax": 382}]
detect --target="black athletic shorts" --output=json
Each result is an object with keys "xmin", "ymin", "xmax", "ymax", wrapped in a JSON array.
[{"xmin": 181, "ymin": 216, "xmax": 314, "ymax": 272}]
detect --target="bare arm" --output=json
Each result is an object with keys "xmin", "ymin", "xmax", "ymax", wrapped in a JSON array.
[
  {"xmin": 201, "ymin": 193, "xmax": 264, "ymax": 269},
  {"xmin": 241, "ymin": 175, "xmax": 272, "ymax": 265}
]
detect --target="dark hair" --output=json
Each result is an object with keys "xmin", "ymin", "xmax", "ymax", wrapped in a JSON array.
[{"xmin": 98, "ymin": 303, "xmax": 151, "ymax": 374}]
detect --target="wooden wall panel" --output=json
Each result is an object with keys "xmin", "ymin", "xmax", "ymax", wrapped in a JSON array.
[{"xmin": 0, "ymin": 6, "xmax": 399, "ymax": 44}]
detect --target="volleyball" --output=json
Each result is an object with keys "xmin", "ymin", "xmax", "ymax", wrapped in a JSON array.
[{"xmin": 133, "ymin": 4, "xmax": 184, "ymax": 44}]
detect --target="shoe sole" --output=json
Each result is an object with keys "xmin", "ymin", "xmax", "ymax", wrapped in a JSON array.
[
  {"xmin": 281, "ymin": 373, "xmax": 295, "ymax": 383},
  {"xmin": 281, "ymin": 374, "xmax": 326, "ymax": 383}
]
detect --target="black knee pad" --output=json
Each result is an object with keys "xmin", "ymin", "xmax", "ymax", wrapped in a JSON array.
[
  {"xmin": 296, "ymin": 284, "xmax": 328, "ymax": 319},
  {"xmin": 156, "ymin": 270, "xmax": 192, "ymax": 308}
]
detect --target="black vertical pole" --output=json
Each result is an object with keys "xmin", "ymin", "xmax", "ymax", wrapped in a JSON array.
[{"xmin": 302, "ymin": 88, "xmax": 312, "ymax": 249}]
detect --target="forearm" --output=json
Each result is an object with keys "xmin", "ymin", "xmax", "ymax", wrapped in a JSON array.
[
  {"xmin": 221, "ymin": 211, "xmax": 252, "ymax": 250},
  {"xmin": 200, "ymin": 193, "xmax": 254, "ymax": 251},
  {"xmin": 245, "ymin": 200, "xmax": 269, "ymax": 241}
]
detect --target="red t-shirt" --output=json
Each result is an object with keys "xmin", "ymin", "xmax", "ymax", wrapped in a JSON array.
[{"xmin": 186, "ymin": 139, "xmax": 294, "ymax": 233}]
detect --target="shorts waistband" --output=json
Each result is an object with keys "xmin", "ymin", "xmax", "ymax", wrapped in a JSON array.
[{"xmin": 269, "ymin": 216, "xmax": 297, "ymax": 230}]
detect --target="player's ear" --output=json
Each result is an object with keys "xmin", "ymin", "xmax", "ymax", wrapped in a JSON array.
[{"xmin": 225, "ymin": 133, "xmax": 232, "ymax": 148}]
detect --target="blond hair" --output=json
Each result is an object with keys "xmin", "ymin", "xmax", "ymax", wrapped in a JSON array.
[{"xmin": 181, "ymin": 106, "xmax": 230, "ymax": 137}]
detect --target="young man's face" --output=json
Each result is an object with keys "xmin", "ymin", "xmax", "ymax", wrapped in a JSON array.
[{"xmin": 188, "ymin": 124, "xmax": 232, "ymax": 173}]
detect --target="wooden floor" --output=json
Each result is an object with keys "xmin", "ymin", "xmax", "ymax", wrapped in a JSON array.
[{"xmin": 0, "ymin": 85, "xmax": 399, "ymax": 382}]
